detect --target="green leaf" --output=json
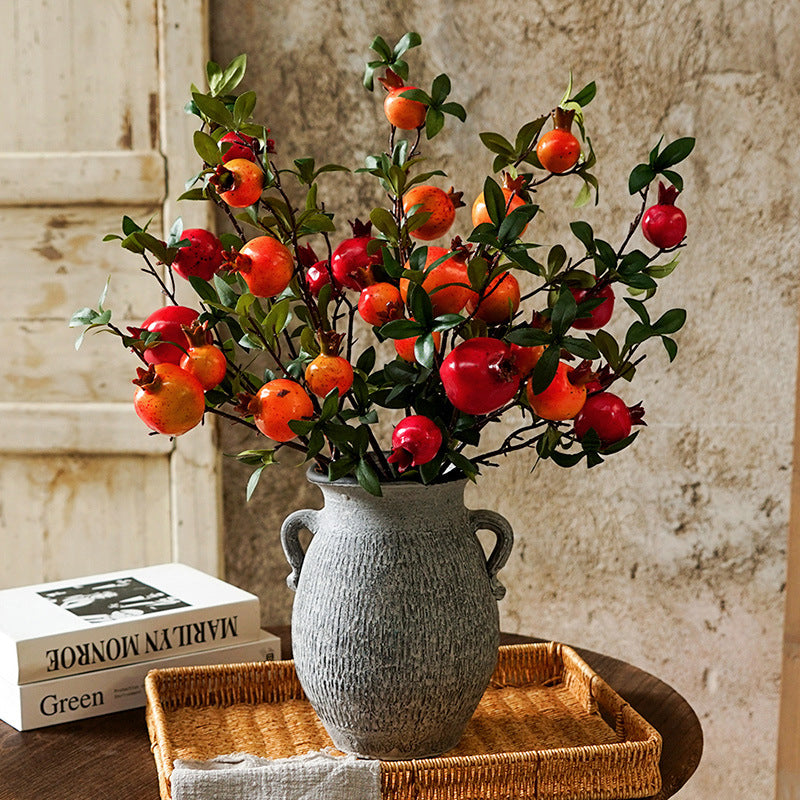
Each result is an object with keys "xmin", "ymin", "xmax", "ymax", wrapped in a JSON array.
[
  {"xmin": 482, "ymin": 176, "xmax": 505, "ymax": 227},
  {"xmin": 246, "ymin": 465, "xmax": 265, "ymax": 501},
  {"xmin": 498, "ymin": 204, "xmax": 538, "ymax": 244},
  {"xmin": 233, "ymin": 91, "xmax": 257, "ymax": 126},
  {"xmin": 414, "ymin": 333, "xmax": 436, "ymax": 369},
  {"xmin": 505, "ymin": 327, "xmax": 552, "ymax": 347},
  {"xmin": 505, "ymin": 246, "xmax": 543, "ymax": 275},
  {"xmin": 570, "ymin": 81, "xmax": 597, "ymax": 107},
  {"xmin": 570, "ymin": 220, "xmax": 595, "ymax": 252},
  {"xmin": 514, "ymin": 116, "xmax": 548, "ymax": 156},
  {"xmin": 97, "ymin": 276, "xmax": 111, "ymax": 309},
  {"xmin": 393, "ymin": 31, "xmax": 422, "ymax": 57},
  {"xmin": 432, "ymin": 314, "xmax": 465, "ymax": 332},
  {"xmin": 574, "ymin": 179, "xmax": 595, "ymax": 208},
  {"xmin": 622, "ymin": 273, "xmax": 658, "ymax": 290},
  {"xmin": 122, "ymin": 215, "xmax": 141, "ymax": 236},
  {"xmin": 214, "ymin": 273, "xmax": 239, "ymax": 308},
  {"xmin": 407, "ymin": 281, "xmax": 434, "ymax": 328},
  {"xmin": 593, "ymin": 239, "xmax": 617, "ymax": 273},
  {"xmin": 559, "ymin": 72, "xmax": 574, "ymax": 107},
  {"xmin": 440, "ymin": 102, "xmax": 467, "ymax": 121},
  {"xmin": 624, "ymin": 297, "xmax": 651, "ymax": 324},
  {"xmin": 467, "ymin": 256, "xmax": 489, "ymax": 290},
  {"xmin": 531, "ymin": 345, "xmax": 560, "ymax": 395},
  {"xmin": 315, "ymin": 163, "xmax": 350, "ymax": 178},
  {"xmin": 363, "ymin": 63, "xmax": 379, "ymax": 91},
  {"xmin": 425, "ymin": 107, "xmax": 445, "ymax": 139},
  {"xmin": 328, "ymin": 456, "xmax": 356, "ymax": 483},
  {"xmin": 492, "ymin": 153, "xmax": 514, "ymax": 173},
  {"xmin": 355, "ymin": 458, "xmax": 382, "ymax": 496},
  {"xmin": 546, "ymin": 244, "xmax": 567, "ymax": 279},
  {"xmin": 431, "ymin": 73, "xmax": 451, "ymax": 105},
  {"xmin": 662, "ymin": 336, "xmax": 678, "ymax": 362},
  {"xmin": 590, "ymin": 329, "xmax": 620, "ymax": 368},
  {"xmin": 629, "ymin": 163, "xmax": 656, "ymax": 195},
  {"xmin": 177, "ymin": 187, "xmax": 207, "ymax": 202},
  {"xmin": 293, "ymin": 157, "xmax": 315, "ymax": 184},
  {"xmin": 549, "ymin": 449, "xmax": 586, "ymax": 468},
  {"xmin": 69, "ymin": 307, "xmax": 99, "ymax": 327},
  {"xmin": 369, "ymin": 35, "xmax": 392, "ymax": 60},
  {"xmin": 192, "ymin": 92, "xmax": 235, "ymax": 128},
  {"xmin": 206, "ymin": 60, "xmax": 223, "ymax": 93},
  {"xmin": 654, "ymin": 137, "xmax": 695, "ymax": 169},
  {"xmin": 447, "ymin": 451, "xmax": 480, "ymax": 481},
  {"xmin": 379, "ymin": 318, "xmax": 424, "ymax": 339},
  {"xmin": 405, "ymin": 210, "xmax": 433, "ymax": 235},
  {"xmin": 648, "ymin": 254, "xmax": 679, "ymax": 279},
  {"xmin": 660, "ymin": 169, "xmax": 683, "ymax": 192},
  {"xmin": 648, "ymin": 137, "xmax": 664, "ymax": 165},
  {"xmin": 264, "ymin": 297, "xmax": 291, "ymax": 336},
  {"xmin": 550, "ymin": 287, "xmax": 577, "ymax": 337},
  {"xmin": 652, "ymin": 307, "xmax": 686, "ymax": 335},
  {"xmin": 618, "ymin": 250, "xmax": 650, "ymax": 276},
  {"xmin": 320, "ymin": 388, "xmax": 341, "ymax": 421},
  {"xmin": 479, "ymin": 131, "xmax": 515, "ymax": 156},
  {"xmin": 215, "ymin": 54, "xmax": 247, "ymax": 96},
  {"xmin": 561, "ymin": 336, "xmax": 600, "ymax": 359},
  {"xmin": 193, "ymin": 130, "xmax": 221, "ymax": 166},
  {"xmin": 398, "ymin": 87, "xmax": 430, "ymax": 105},
  {"xmin": 167, "ymin": 218, "xmax": 185, "ymax": 248},
  {"xmin": 356, "ymin": 346, "xmax": 376, "ymax": 374},
  {"xmin": 625, "ymin": 321, "xmax": 653, "ymax": 348},
  {"xmin": 188, "ymin": 275, "xmax": 219, "ymax": 302},
  {"xmin": 600, "ymin": 430, "xmax": 639, "ymax": 455},
  {"xmin": 288, "ymin": 418, "xmax": 315, "ymax": 436}
]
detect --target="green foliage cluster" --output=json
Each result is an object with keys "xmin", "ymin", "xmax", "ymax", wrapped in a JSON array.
[{"xmin": 71, "ymin": 33, "xmax": 693, "ymax": 497}]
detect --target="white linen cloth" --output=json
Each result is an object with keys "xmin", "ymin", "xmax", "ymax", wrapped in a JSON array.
[{"xmin": 170, "ymin": 750, "xmax": 382, "ymax": 800}]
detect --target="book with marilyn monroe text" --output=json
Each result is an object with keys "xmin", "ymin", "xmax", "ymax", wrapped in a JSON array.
[
  {"xmin": 0, "ymin": 563, "xmax": 261, "ymax": 685},
  {"xmin": 0, "ymin": 629, "xmax": 281, "ymax": 730}
]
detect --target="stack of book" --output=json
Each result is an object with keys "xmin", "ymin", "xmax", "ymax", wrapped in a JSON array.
[{"xmin": 0, "ymin": 562, "xmax": 281, "ymax": 730}]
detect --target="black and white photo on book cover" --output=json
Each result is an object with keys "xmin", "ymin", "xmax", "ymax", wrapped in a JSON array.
[{"xmin": 37, "ymin": 577, "xmax": 190, "ymax": 624}]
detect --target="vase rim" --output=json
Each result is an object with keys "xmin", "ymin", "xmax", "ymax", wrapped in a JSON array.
[{"xmin": 305, "ymin": 464, "xmax": 467, "ymax": 491}]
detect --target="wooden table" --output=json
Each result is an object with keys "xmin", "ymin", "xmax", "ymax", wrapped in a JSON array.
[{"xmin": 0, "ymin": 631, "xmax": 702, "ymax": 800}]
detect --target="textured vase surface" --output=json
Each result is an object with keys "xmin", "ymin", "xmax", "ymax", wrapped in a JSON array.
[{"xmin": 280, "ymin": 469, "xmax": 513, "ymax": 760}]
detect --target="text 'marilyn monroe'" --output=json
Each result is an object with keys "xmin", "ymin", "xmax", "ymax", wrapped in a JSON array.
[{"xmin": 44, "ymin": 616, "xmax": 240, "ymax": 673}]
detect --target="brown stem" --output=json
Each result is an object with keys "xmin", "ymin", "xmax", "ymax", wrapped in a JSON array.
[
  {"xmin": 617, "ymin": 185, "xmax": 650, "ymax": 257},
  {"xmin": 472, "ymin": 420, "xmax": 548, "ymax": 466},
  {"xmin": 211, "ymin": 191, "xmax": 248, "ymax": 244},
  {"xmin": 141, "ymin": 254, "xmax": 179, "ymax": 306},
  {"xmin": 268, "ymin": 160, "xmax": 326, "ymax": 333}
]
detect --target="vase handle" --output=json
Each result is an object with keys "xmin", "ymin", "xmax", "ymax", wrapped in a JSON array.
[
  {"xmin": 280, "ymin": 509, "xmax": 319, "ymax": 591},
  {"xmin": 469, "ymin": 509, "xmax": 514, "ymax": 600}
]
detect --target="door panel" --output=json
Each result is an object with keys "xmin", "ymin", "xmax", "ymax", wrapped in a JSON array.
[{"xmin": 0, "ymin": 0, "xmax": 220, "ymax": 588}]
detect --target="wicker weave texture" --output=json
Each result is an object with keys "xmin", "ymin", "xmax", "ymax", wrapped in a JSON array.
[{"xmin": 145, "ymin": 642, "xmax": 662, "ymax": 800}]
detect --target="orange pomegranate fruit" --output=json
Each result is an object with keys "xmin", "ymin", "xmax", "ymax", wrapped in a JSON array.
[
  {"xmin": 536, "ymin": 107, "xmax": 581, "ymax": 174},
  {"xmin": 466, "ymin": 272, "xmax": 521, "ymax": 324},
  {"xmin": 133, "ymin": 363, "xmax": 205, "ymax": 436},
  {"xmin": 402, "ymin": 185, "xmax": 463, "ymax": 241},
  {"xmin": 249, "ymin": 379, "xmax": 314, "ymax": 442},
  {"xmin": 227, "ymin": 236, "xmax": 294, "ymax": 297}
]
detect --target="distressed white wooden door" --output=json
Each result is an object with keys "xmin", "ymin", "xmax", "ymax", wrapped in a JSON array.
[{"xmin": 0, "ymin": 0, "xmax": 222, "ymax": 587}]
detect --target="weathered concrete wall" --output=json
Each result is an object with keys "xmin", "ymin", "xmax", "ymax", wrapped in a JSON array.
[{"xmin": 212, "ymin": 2, "xmax": 800, "ymax": 797}]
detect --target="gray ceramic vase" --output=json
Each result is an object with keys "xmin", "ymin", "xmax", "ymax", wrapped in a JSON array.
[{"xmin": 280, "ymin": 468, "xmax": 514, "ymax": 760}]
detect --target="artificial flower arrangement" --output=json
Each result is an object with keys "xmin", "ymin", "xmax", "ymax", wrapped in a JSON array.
[{"xmin": 71, "ymin": 32, "xmax": 694, "ymax": 498}]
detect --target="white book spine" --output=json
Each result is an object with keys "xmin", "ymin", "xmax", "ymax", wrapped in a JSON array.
[
  {"xmin": 0, "ymin": 630, "xmax": 282, "ymax": 730},
  {"xmin": 9, "ymin": 597, "xmax": 261, "ymax": 685}
]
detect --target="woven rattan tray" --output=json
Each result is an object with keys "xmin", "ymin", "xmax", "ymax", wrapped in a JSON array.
[{"xmin": 145, "ymin": 642, "xmax": 661, "ymax": 799}]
